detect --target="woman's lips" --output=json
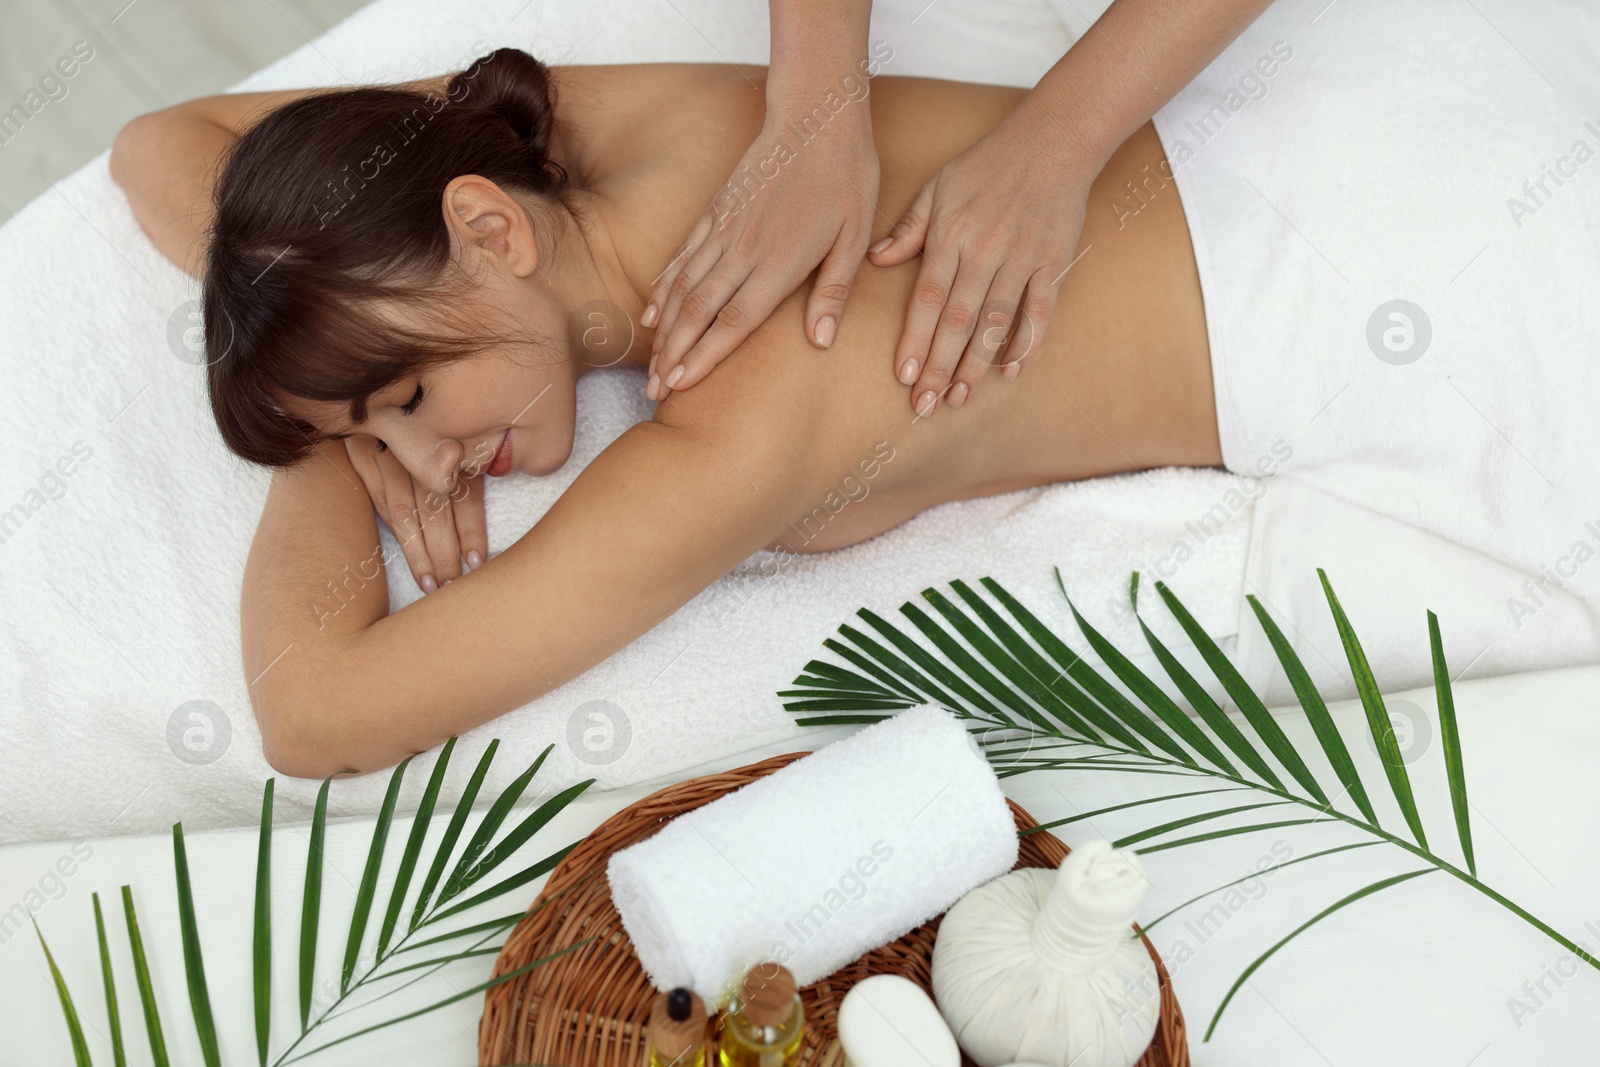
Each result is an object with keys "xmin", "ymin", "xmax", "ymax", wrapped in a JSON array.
[{"xmin": 486, "ymin": 430, "xmax": 514, "ymax": 477}]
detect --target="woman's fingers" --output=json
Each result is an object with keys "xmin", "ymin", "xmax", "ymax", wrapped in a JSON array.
[
  {"xmin": 950, "ymin": 260, "xmax": 1034, "ymax": 405},
  {"xmin": 416, "ymin": 484, "xmax": 463, "ymax": 585},
  {"xmin": 909, "ymin": 252, "xmax": 996, "ymax": 415},
  {"xmin": 449, "ymin": 468, "xmax": 489, "ymax": 572},
  {"xmin": 377, "ymin": 458, "xmax": 436, "ymax": 592},
  {"xmin": 651, "ymin": 238, "xmax": 725, "ymax": 364},
  {"xmin": 649, "ymin": 255, "xmax": 756, "ymax": 399},
  {"xmin": 804, "ymin": 223, "xmax": 867, "ymax": 350},
  {"xmin": 1001, "ymin": 265, "xmax": 1062, "ymax": 374},
  {"xmin": 644, "ymin": 211, "xmax": 714, "ymax": 329},
  {"xmin": 667, "ymin": 263, "xmax": 795, "ymax": 392},
  {"xmin": 868, "ymin": 181, "xmax": 933, "ymax": 268}
]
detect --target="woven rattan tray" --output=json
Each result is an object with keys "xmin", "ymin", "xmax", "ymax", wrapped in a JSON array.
[{"xmin": 480, "ymin": 752, "xmax": 1189, "ymax": 1066}]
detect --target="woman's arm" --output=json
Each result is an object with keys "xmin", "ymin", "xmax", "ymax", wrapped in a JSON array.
[
  {"xmin": 110, "ymin": 76, "xmax": 450, "ymax": 276},
  {"xmin": 245, "ymin": 400, "xmax": 814, "ymax": 780}
]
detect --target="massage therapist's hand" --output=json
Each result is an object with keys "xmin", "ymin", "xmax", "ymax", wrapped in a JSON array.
[
  {"xmin": 643, "ymin": 102, "xmax": 879, "ymax": 401},
  {"xmin": 342, "ymin": 435, "xmax": 487, "ymax": 594},
  {"xmin": 867, "ymin": 105, "xmax": 1093, "ymax": 417}
]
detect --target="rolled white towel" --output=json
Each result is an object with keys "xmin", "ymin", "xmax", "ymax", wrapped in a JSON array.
[{"xmin": 606, "ymin": 704, "xmax": 1020, "ymax": 1007}]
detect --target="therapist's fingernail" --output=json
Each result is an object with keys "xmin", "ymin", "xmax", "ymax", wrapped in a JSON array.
[
  {"xmin": 815, "ymin": 316, "xmax": 835, "ymax": 348},
  {"xmin": 420, "ymin": 574, "xmax": 438, "ymax": 593},
  {"xmin": 642, "ymin": 302, "xmax": 658, "ymax": 327},
  {"xmin": 648, "ymin": 373, "xmax": 661, "ymax": 399},
  {"xmin": 916, "ymin": 390, "xmax": 938, "ymax": 416},
  {"xmin": 947, "ymin": 382, "xmax": 969, "ymax": 407},
  {"xmin": 666, "ymin": 365, "xmax": 685, "ymax": 388},
  {"xmin": 467, "ymin": 549, "xmax": 483, "ymax": 569},
  {"xmin": 1005, "ymin": 360, "xmax": 1023, "ymax": 380},
  {"xmin": 869, "ymin": 237, "xmax": 892, "ymax": 255},
  {"xmin": 898, "ymin": 358, "xmax": 919, "ymax": 385}
]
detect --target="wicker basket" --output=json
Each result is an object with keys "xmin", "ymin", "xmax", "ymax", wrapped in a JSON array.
[{"xmin": 481, "ymin": 752, "xmax": 1189, "ymax": 1066}]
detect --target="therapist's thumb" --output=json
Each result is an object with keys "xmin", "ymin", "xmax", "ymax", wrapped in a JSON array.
[{"xmin": 867, "ymin": 184, "xmax": 932, "ymax": 267}]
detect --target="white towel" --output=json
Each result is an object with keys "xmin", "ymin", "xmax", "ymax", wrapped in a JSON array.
[{"xmin": 606, "ymin": 704, "xmax": 1019, "ymax": 1007}]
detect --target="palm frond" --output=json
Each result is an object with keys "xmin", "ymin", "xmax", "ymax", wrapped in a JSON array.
[
  {"xmin": 120, "ymin": 886, "xmax": 169, "ymax": 1066},
  {"xmin": 1203, "ymin": 867, "xmax": 1438, "ymax": 1041},
  {"xmin": 33, "ymin": 917, "xmax": 94, "ymax": 1066},
  {"xmin": 254, "ymin": 779, "xmax": 274, "ymax": 1066},
  {"xmin": 782, "ymin": 569, "xmax": 1600, "ymax": 1039},
  {"xmin": 92, "ymin": 891, "xmax": 127, "ymax": 1067},
  {"xmin": 36, "ymin": 738, "xmax": 590, "ymax": 1067},
  {"xmin": 171, "ymin": 823, "xmax": 221, "ymax": 1067}
]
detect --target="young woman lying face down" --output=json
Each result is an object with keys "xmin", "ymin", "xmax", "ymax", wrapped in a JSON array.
[{"xmin": 112, "ymin": 48, "xmax": 1223, "ymax": 779}]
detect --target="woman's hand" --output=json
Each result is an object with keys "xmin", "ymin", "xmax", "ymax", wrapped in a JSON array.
[
  {"xmin": 866, "ymin": 107, "xmax": 1094, "ymax": 417},
  {"xmin": 643, "ymin": 103, "xmax": 880, "ymax": 401},
  {"xmin": 342, "ymin": 435, "xmax": 487, "ymax": 593}
]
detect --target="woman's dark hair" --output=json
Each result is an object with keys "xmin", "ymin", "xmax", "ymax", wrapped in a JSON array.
[{"xmin": 203, "ymin": 47, "xmax": 575, "ymax": 469}]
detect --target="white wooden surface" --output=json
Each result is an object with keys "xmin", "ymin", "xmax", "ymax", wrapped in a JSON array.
[{"xmin": 2, "ymin": 663, "xmax": 1598, "ymax": 1066}]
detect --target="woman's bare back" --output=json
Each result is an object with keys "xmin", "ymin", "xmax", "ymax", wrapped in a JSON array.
[{"xmin": 552, "ymin": 62, "xmax": 1222, "ymax": 552}]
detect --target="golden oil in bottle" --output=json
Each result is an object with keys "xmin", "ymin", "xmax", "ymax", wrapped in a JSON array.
[
  {"xmin": 649, "ymin": 987, "xmax": 708, "ymax": 1067},
  {"xmin": 718, "ymin": 963, "xmax": 805, "ymax": 1067}
]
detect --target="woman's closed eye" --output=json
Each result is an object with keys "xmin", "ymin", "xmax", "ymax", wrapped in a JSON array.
[{"xmin": 373, "ymin": 383, "xmax": 425, "ymax": 452}]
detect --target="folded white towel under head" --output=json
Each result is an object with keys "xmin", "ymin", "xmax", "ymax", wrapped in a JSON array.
[{"xmin": 606, "ymin": 704, "xmax": 1020, "ymax": 1007}]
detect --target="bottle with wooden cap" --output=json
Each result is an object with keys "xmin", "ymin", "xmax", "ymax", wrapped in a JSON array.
[
  {"xmin": 718, "ymin": 962, "xmax": 805, "ymax": 1067},
  {"xmin": 648, "ymin": 986, "xmax": 708, "ymax": 1067}
]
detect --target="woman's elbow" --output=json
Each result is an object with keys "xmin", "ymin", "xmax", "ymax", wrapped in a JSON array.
[
  {"xmin": 253, "ymin": 682, "xmax": 352, "ymax": 780},
  {"xmin": 108, "ymin": 111, "xmax": 162, "ymax": 199}
]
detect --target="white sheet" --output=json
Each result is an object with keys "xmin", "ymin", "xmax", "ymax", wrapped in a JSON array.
[
  {"xmin": 1150, "ymin": 0, "xmax": 1600, "ymax": 699},
  {"xmin": 2, "ymin": 0, "xmax": 1585, "ymax": 846}
]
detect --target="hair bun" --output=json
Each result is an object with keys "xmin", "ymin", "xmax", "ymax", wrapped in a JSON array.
[{"xmin": 448, "ymin": 48, "xmax": 564, "ymax": 182}]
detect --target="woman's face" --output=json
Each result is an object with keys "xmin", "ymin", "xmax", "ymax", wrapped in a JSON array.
[{"xmin": 283, "ymin": 286, "xmax": 580, "ymax": 495}]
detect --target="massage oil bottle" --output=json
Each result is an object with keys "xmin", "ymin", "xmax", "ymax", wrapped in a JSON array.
[
  {"xmin": 648, "ymin": 987, "xmax": 709, "ymax": 1067},
  {"xmin": 718, "ymin": 963, "xmax": 805, "ymax": 1067}
]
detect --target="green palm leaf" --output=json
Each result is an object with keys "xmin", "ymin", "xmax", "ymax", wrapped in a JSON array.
[
  {"xmin": 377, "ymin": 739, "xmax": 455, "ymax": 960},
  {"xmin": 33, "ymin": 918, "xmax": 93, "ymax": 1067},
  {"xmin": 1244, "ymin": 594, "xmax": 1377, "ymax": 824},
  {"xmin": 409, "ymin": 740, "xmax": 501, "ymax": 933},
  {"xmin": 38, "ymin": 735, "xmax": 589, "ymax": 1067},
  {"xmin": 1151, "ymin": 579, "xmax": 1330, "ymax": 806},
  {"xmin": 254, "ymin": 779, "xmax": 273, "ymax": 1066},
  {"xmin": 1139, "ymin": 841, "xmax": 1385, "ymax": 934},
  {"xmin": 782, "ymin": 569, "xmax": 1600, "ymax": 1042},
  {"xmin": 1319, "ymin": 568, "xmax": 1428, "ymax": 848},
  {"xmin": 171, "ymin": 824, "xmax": 221, "ymax": 1067},
  {"xmin": 120, "ymin": 886, "xmax": 169, "ymax": 1067},
  {"xmin": 92, "ymin": 891, "xmax": 127, "ymax": 1067},
  {"xmin": 1032, "ymin": 577, "xmax": 1237, "ymax": 774},
  {"xmin": 435, "ymin": 746, "xmax": 552, "ymax": 910},
  {"xmin": 1130, "ymin": 603, "xmax": 1283, "ymax": 788},
  {"xmin": 298, "ymin": 774, "xmax": 334, "ymax": 1032},
  {"xmin": 1430, "ymin": 609, "xmax": 1476, "ymax": 875},
  {"xmin": 1203, "ymin": 868, "xmax": 1438, "ymax": 1040},
  {"xmin": 343, "ymin": 756, "xmax": 415, "ymax": 993}
]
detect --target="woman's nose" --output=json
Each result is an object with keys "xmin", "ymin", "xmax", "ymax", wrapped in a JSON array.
[{"xmin": 391, "ymin": 436, "xmax": 465, "ymax": 499}]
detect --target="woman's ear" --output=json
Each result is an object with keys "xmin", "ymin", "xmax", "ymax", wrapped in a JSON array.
[{"xmin": 442, "ymin": 175, "xmax": 541, "ymax": 278}]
